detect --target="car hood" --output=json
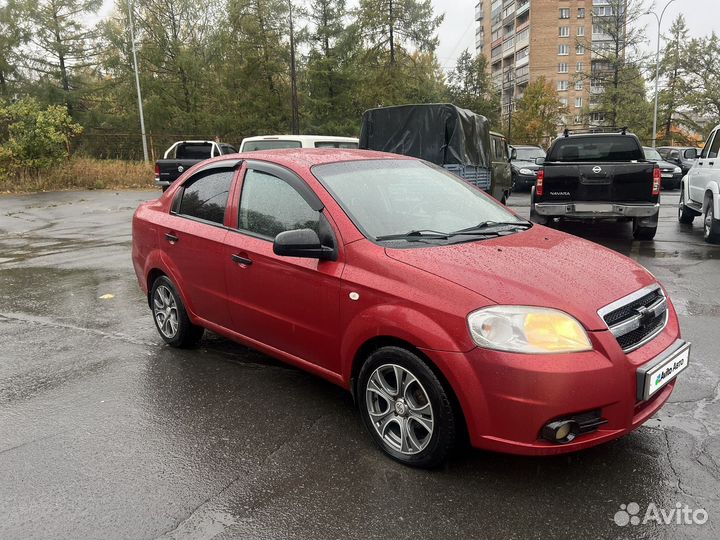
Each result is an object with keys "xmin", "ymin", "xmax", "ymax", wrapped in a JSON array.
[
  {"xmin": 512, "ymin": 160, "xmax": 540, "ymax": 169},
  {"xmin": 384, "ymin": 226, "xmax": 657, "ymax": 330}
]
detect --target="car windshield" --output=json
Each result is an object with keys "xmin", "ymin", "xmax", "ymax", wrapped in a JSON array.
[
  {"xmin": 313, "ymin": 159, "xmax": 526, "ymax": 243},
  {"xmin": 242, "ymin": 140, "xmax": 303, "ymax": 151},
  {"xmin": 515, "ymin": 147, "xmax": 546, "ymax": 160},
  {"xmin": 644, "ymin": 147, "xmax": 663, "ymax": 161}
]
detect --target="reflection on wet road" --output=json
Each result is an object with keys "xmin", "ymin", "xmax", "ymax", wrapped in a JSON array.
[{"xmin": 1, "ymin": 190, "xmax": 718, "ymax": 539}]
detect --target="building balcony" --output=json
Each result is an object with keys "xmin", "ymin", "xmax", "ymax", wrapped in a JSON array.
[{"xmin": 516, "ymin": 0, "xmax": 530, "ymax": 17}]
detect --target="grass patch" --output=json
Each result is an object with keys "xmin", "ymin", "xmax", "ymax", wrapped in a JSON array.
[{"xmin": 0, "ymin": 157, "xmax": 155, "ymax": 193}]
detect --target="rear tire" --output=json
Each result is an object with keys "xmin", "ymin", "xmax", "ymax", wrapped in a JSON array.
[
  {"xmin": 704, "ymin": 198, "xmax": 720, "ymax": 244},
  {"xmin": 678, "ymin": 189, "xmax": 695, "ymax": 224},
  {"xmin": 632, "ymin": 216, "xmax": 657, "ymax": 240},
  {"xmin": 529, "ymin": 186, "xmax": 549, "ymax": 225},
  {"xmin": 357, "ymin": 346, "xmax": 456, "ymax": 468},
  {"xmin": 150, "ymin": 276, "xmax": 204, "ymax": 347}
]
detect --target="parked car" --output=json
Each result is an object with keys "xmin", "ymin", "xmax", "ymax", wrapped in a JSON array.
[
  {"xmin": 240, "ymin": 135, "xmax": 359, "ymax": 152},
  {"xmin": 657, "ymin": 146, "xmax": 700, "ymax": 176},
  {"xmin": 531, "ymin": 131, "xmax": 661, "ymax": 240},
  {"xmin": 643, "ymin": 146, "xmax": 682, "ymax": 190},
  {"xmin": 155, "ymin": 140, "xmax": 237, "ymax": 190},
  {"xmin": 678, "ymin": 124, "xmax": 720, "ymax": 243},
  {"xmin": 510, "ymin": 144, "xmax": 546, "ymax": 191},
  {"xmin": 132, "ymin": 148, "xmax": 688, "ymax": 467},
  {"xmin": 359, "ymin": 104, "xmax": 512, "ymax": 204}
]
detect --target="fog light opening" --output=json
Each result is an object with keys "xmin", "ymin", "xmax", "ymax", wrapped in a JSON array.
[{"xmin": 541, "ymin": 420, "xmax": 579, "ymax": 444}]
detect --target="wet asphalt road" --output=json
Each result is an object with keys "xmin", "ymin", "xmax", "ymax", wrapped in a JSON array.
[{"xmin": 0, "ymin": 188, "xmax": 719, "ymax": 540}]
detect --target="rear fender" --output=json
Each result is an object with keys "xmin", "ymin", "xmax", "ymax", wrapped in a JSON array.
[{"xmin": 143, "ymin": 249, "xmax": 198, "ymax": 322}]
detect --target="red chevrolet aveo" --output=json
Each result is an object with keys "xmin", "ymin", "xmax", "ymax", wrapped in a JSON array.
[{"xmin": 132, "ymin": 149, "xmax": 689, "ymax": 467}]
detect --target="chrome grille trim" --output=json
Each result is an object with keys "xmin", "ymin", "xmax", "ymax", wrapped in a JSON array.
[{"xmin": 598, "ymin": 284, "xmax": 669, "ymax": 353}]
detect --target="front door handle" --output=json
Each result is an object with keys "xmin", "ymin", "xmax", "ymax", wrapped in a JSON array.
[
  {"xmin": 165, "ymin": 232, "xmax": 179, "ymax": 243},
  {"xmin": 231, "ymin": 254, "xmax": 253, "ymax": 266},
  {"xmin": 710, "ymin": 162, "xmax": 715, "ymax": 166}
]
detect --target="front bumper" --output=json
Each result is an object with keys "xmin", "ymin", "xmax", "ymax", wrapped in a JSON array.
[
  {"xmin": 513, "ymin": 173, "xmax": 537, "ymax": 188},
  {"xmin": 422, "ymin": 312, "xmax": 682, "ymax": 455},
  {"xmin": 534, "ymin": 202, "xmax": 659, "ymax": 219}
]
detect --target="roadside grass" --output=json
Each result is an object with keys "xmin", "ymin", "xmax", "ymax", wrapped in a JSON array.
[{"xmin": 0, "ymin": 157, "xmax": 155, "ymax": 194}]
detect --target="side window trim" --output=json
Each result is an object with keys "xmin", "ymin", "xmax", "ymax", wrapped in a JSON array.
[
  {"xmin": 701, "ymin": 131, "xmax": 716, "ymax": 160},
  {"xmin": 170, "ymin": 159, "xmax": 243, "ymax": 227}
]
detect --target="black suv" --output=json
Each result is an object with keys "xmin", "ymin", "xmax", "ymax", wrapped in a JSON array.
[
  {"xmin": 531, "ymin": 131, "xmax": 661, "ymax": 240},
  {"xmin": 657, "ymin": 146, "xmax": 700, "ymax": 176}
]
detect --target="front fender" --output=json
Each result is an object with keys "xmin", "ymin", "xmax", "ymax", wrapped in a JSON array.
[
  {"xmin": 705, "ymin": 181, "xmax": 720, "ymax": 215},
  {"xmin": 340, "ymin": 303, "xmax": 472, "ymax": 383}
]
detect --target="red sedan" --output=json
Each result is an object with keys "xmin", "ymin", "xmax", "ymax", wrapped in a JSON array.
[{"xmin": 132, "ymin": 149, "xmax": 689, "ymax": 467}]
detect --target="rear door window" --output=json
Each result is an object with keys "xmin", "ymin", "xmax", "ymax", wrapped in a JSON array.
[{"xmin": 177, "ymin": 169, "xmax": 235, "ymax": 225}]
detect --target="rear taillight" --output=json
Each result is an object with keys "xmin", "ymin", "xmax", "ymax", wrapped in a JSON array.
[
  {"xmin": 652, "ymin": 166, "xmax": 661, "ymax": 195},
  {"xmin": 154, "ymin": 164, "xmax": 160, "ymax": 181},
  {"xmin": 536, "ymin": 169, "xmax": 544, "ymax": 196}
]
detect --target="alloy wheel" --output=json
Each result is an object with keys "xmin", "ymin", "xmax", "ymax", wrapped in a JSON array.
[
  {"xmin": 365, "ymin": 364, "xmax": 434, "ymax": 455},
  {"xmin": 706, "ymin": 205, "xmax": 714, "ymax": 239},
  {"xmin": 153, "ymin": 285, "xmax": 179, "ymax": 339}
]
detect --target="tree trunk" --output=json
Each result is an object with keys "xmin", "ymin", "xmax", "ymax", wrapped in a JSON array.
[{"xmin": 389, "ymin": 0, "xmax": 395, "ymax": 64}]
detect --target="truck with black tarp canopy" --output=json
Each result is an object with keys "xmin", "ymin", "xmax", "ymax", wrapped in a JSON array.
[{"xmin": 359, "ymin": 104, "xmax": 509, "ymax": 201}]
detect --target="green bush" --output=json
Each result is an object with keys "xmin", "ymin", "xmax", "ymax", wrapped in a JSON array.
[{"xmin": 0, "ymin": 98, "xmax": 83, "ymax": 180}]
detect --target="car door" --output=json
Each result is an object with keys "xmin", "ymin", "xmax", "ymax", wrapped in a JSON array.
[
  {"xmin": 223, "ymin": 162, "xmax": 344, "ymax": 374},
  {"xmin": 690, "ymin": 130, "xmax": 718, "ymax": 203},
  {"xmin": 156, "ymin": 161, "xmax": 240, "ymax": 329}
]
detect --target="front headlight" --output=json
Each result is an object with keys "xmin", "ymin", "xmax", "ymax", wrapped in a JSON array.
[
  {"xmin": 674, "ymin": 166, "xmax": 682, "ymax": 174},
  {"xmin": 518, "ymin": 168, "xmax": 535, "ymax": 175},
  {"xmin": 467, "ymin": 306, "xmax": 593, "ymax": 354}
]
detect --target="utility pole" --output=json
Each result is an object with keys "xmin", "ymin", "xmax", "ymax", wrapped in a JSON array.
[
  {"xmin": 289, "ymin": 1, "xmax": 300, "ymax": 135},
  {"xmin": 128, "ymin": 0, "xmax": 149, "ymax": 162},
  {"xmin": 647, "ymin": 0, "xmax": 676, "ymax": 148}
]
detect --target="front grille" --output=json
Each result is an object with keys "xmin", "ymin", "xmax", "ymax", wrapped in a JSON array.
[{"xmin": 599, "ymin": 285, "xmax": 668, "ymax": 352}]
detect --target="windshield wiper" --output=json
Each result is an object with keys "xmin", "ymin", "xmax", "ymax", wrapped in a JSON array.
[
  {"xmin": 375, "ymin": 229, "xmax": 450, "ymax": 241},
  {"xmin": 449, "ymin": 221, "xmax": 532, "ymax": 236}
]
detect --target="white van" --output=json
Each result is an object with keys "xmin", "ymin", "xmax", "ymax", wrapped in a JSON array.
[
  {"xmin": 678, "ymin": 123, "xmax": 720, "ymax": 243},
  {"xmin": 239, "ymin": 135, "xmax": 359, "ymax": 152}
]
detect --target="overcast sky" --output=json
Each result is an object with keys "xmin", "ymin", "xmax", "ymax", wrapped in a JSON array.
[
  {"xmin": 433, "ymin": 0, "xmax": 720, "ymax": 71},
  {"xmin": 99, "ymin": 0, "xmax": 719, "ymax": 71}
]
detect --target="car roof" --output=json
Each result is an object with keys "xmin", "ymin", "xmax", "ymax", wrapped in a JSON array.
[
  {"xmin": 218, "ymin": 148, "xmax": 412, "ymax": 169},
  {"xmin": 241, "ymin": 135, "xmax": 359, "ymax": 143}
]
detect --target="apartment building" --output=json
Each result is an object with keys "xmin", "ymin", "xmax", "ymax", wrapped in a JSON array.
[{"xmin": 476, "ymin": 0, "xmax": 620, "ymax": 131}]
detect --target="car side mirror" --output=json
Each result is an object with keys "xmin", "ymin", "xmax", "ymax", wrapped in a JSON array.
[
  {"xmin": 273, "ymin": 228, "xmax": 334, "ymax": 260},
  {"xmin": 684, "ymin": 149, "xmax": 698, "ymax": 159},
  {"xmin": 510, "ymin": 148, "xmax": 517, "ymax": 161},
  {"xmin": 669, "ymin": 150, "xmax": 680, "ymax": 162},
  {"xmin": 535, "ymin": 157, "xmax": 545, "ymax": 165}
]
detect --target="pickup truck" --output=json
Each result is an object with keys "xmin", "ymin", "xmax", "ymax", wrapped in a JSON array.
[
  {"xmin": 155, "ymin": 140, "xmax": 237, "ymax": 190},
  {"xmin": 530, "ymin": 131, "xmax": 661, "ymax": 240}
]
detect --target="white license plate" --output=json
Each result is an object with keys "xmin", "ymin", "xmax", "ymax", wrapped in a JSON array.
[
  {"xmin": 637, "ymin": 342, "xmax": 690, "ymax": 400},
  {"xmin": 661, "ymin": 173, "xmax": 672, "ymax": 178},
  {"xmin": 575, "ymin": 203, "xmax": 614, "ymax": 213}
]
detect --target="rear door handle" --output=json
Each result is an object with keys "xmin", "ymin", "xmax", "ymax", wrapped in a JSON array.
[
  {"xmin": 231, "ymin": 254, "xmax": 253, "ymax": 266},
  {"xmin": 165, "ymin": 232, "xmax": 179, "ymax": 243}
]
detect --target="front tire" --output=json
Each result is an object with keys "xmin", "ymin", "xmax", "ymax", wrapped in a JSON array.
[
  {"xmin": 704, "ymin": 198, "xmax": 720, "ymax": 244},
  {"xmin": 357, "ymin": 346, "xmax": 456, "ymax": 468},
  {"xmin": 150, "ymin": 276, "xmax": 204, "ymax": 347},
  {"xmin": 678, "ymin": 189, "xmax": 695, "ymax": 224}
]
